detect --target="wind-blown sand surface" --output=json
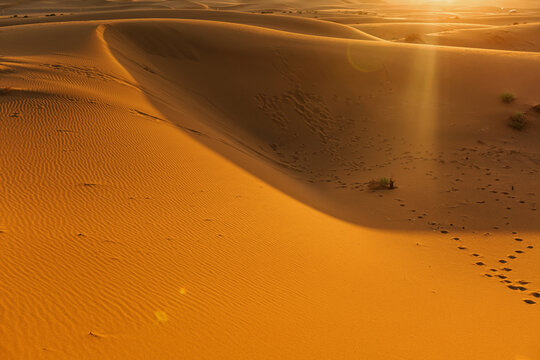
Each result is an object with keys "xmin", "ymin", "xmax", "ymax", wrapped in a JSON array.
[{"xmin": 1, "ymin": 1, "xmax": 540, "ymax": 359}]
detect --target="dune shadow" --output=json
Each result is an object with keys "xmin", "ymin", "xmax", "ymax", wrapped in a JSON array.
[{"xmin": 102, "ymin": 18, "xmax": 540, "ymax": 232}]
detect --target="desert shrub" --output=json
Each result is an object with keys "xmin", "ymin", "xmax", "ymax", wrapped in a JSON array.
[
  {"xmin": 501, "ymin": 92, "xmax": 515, "ymax": 103},
  {"xmin": 368, "ymin": 177, "xmax": 395, "ymax": 190},
  {"xmin": 532, "ymin": 104, "xmax": 540, "ymax": 113},
  {"xmin": 508, "ymin": 112, "xmax": 527, "ymax": 130},
  {"xmin": 403, "ymin": 33, "xmax": 424, "ymax": 43}
]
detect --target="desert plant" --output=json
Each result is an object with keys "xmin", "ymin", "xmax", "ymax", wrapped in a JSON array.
[
  {"xmin": 404, "ymin": 33, "xmax": 424, "ymax": 43},
  {"xmin": 508, "ymin": 112, "xmax": 527, "ymax": 130},
  {"xmin": 501, "ymin": 92, "xmax": 515, "ymax": 103},
  {"xmin": 368, "ymin": 177, "xmax": 395, "ymax": 190},
  {"xmin": 532, "ymin": 104, "xmax": 540, "ymax": 113}
]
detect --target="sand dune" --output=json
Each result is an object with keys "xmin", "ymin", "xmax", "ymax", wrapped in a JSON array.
[
  {"xmin": 1, "ymin": 2, "xmax": 540, "ymax": 360},
  {"xmin": 351, "ymin": 22, "xmax": 491, "ymax": 40},
  {"xmin": 423, "ymin": 22, "xmax": 540, "ymax": 52},
  {"xmin": 100, "ymin": 17, "xmax": 540, "ymax": 229},
  {"xmin": 0, "ymin": 9, "xmax": 378, "ymax": 40}
]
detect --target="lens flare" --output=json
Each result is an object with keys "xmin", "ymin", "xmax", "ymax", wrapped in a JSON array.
[
  {"xmin": 154, "ymin": 310, "xmax": 168, "ymax": 323},
  {"xmin": 347, "ymin": 42, "xmax": 388, "ymax": 73}
]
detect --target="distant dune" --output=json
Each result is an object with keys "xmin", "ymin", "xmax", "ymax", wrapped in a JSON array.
[
  {"xmin": 1, "ymin": 2, "xmax": 540, "ymax": 360},
  {"xmin": 423, "ymin": 22, "xmax": 540, "ymax": 52},
  {"xmin": 351, "ymin": 22, "xmax": 491, "ymax": 40}
]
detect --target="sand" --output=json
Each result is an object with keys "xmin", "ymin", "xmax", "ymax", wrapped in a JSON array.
[{"xmin": 1, "ymin": 1, "xmax": 540, "ymax": 359}]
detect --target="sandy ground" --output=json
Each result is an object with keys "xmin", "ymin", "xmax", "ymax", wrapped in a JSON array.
[{"xmin": 1, "ymin": 1, "xmax": 540, "ymax": 359}]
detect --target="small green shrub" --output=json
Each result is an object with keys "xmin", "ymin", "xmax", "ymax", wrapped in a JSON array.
[
  {"xmin": 368, "ymin": 177, "xmax": 395, "ymax": 190},
  {"xmin": 509, "ymin": 112, "xmax": 527, "ymax": 130},
  {"xmin": 501, "ymin": 92, "xmax": 515, "ymax": 103}
]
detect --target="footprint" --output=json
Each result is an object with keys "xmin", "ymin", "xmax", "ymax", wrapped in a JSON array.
[
  {"xmin": 508, "ymin": 285, "xmax": 527, "ymax": 291},
  {"xmin": 475, "ymin": 262, "xmax": 485, "ymax": 266},
  {"xmin": 88, "ymin": 331, "xmax": 104, "ymax": 338},
  {"xmin": 531, "ymin": 292, "xmax": 540, "ymax": 298},
  {"xmin": 523, "ymin": 299, "xmax": 536, "ymax": 304}
]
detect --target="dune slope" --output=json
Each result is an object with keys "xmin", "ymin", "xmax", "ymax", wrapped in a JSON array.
[{"xmin": 101, "ymin": 18, "xmax": 540, "ymax": 231}]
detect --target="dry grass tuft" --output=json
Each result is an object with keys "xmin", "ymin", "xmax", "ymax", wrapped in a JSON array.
[
  {"xmin": 403, "ymin": 33, "xmax": 424, "ymax": 43},
  {"xmin": 501, "ymin": 92, "xmax": 515, "ymax": 103},
  {"xmin": 508, "ymin": 112, "xmax": 527, "ymax": 130},
  {"xmin": 368, "ymin": 177, "xmax": 395, "ymax": 190}
]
